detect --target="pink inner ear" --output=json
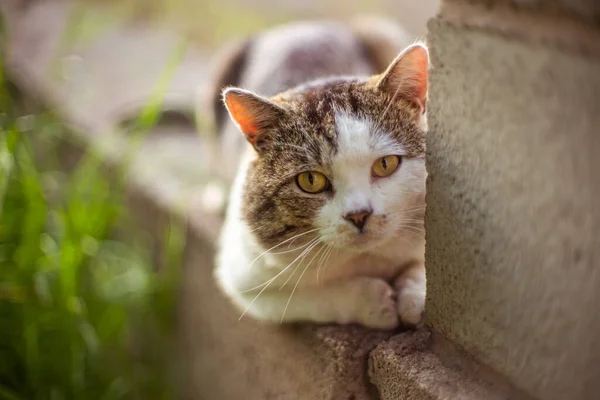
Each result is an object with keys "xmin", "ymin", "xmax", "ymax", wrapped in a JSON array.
[
  {"xmin": 411, "ymin": 49, "xmax": 428, "ymax": 106},
  {"xmin": 225, "ymin": 95, "xmax": 259, "ymax": 144},
  {"xmin": 379, "ymin": 45, "xmax": 429, "ymax": 109}
]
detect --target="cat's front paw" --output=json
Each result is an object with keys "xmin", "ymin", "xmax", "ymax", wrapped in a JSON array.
[
  {"xmin": 355, "ymin": 278, "xmax": 399, "ymax": 330},
  {"xmin": 395, "ymin": 276, "xmax": 426, "ymax": 326}
]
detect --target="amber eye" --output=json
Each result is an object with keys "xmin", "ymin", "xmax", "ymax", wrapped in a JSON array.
[
  {"xmin": 372, "ymin": 155, "xmax": 401, "ymax": 178},
  {"xmin": 296, "ymin": 171, "xmax": 329, "ymax": 193}
]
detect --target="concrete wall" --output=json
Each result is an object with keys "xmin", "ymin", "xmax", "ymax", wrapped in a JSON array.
[{"xmin": 425, "ymin": 1, "xmax": 600, "ymax": 399}]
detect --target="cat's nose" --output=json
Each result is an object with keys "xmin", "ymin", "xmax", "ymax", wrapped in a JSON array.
[{"xmin": 344, "ymin": 208, "xmax": 372, "ymax": 232}]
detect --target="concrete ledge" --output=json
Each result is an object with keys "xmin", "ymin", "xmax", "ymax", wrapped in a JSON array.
[{"xmin": 369, "ymin": 330, "xmax": 532, "ymax": 400}]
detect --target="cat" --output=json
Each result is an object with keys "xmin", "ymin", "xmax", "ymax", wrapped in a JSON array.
[{"xmin": 210, "ymin": 20, "xmax": 428, "ymax": 329}]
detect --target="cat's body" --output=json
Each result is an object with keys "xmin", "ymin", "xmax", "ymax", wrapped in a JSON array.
[{"xmin": 210, "ymin": 20, "xmax": 428, "ymax": 329}]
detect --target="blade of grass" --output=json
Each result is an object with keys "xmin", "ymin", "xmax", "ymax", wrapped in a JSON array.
[{"xmin": 0, "ymin": 131, "xmax": 16, "ymax": 216}]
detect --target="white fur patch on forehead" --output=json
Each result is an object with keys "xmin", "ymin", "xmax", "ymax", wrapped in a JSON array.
[
  {"xmin": 334, "ymin": 112, "xmax": 405, "ymax": 157},
  {"xmin": 334, "ymin": 112, "xmax": 372, "ymax": 157}
]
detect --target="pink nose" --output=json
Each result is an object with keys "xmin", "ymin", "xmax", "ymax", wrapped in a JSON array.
[{"xmin": 344, "ymin": 209, "xmax": 372, "ymax": 232}]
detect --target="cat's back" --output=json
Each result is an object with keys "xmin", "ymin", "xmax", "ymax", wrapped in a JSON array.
[{"xmin": 240, "ymin": 21, "xmax": 374, "ymax": 98}]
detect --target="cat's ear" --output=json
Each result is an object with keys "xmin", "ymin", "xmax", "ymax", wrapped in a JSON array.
[
  {"xmin": 222, "ymin": 88, "xmax": 284, "ymax": 151},
  {"xmin": 376, "ymin": 43, "xmax": 429, "ymax": 112}
]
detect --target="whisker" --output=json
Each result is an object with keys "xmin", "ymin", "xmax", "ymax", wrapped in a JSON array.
[
  {"xmin": 315, "ymin": 244, "xmax": 331, "ymax": 285},
  {"xmin": 238, "ymin": 275, "xmax": 276, "ymax": 294},
  {"xmin": 394, "ymin": 205, "xmax": 426, "ymax": 212},
  {"xmin": 238, "ymin": 238, "xmax": 320, "ymax": 320},
  {"xmin": 278, "ymin": 238, "xmax": 321, "ymax": 289},
  {"xmin": 398, "ymin": 220, "xmax": 425, "ymax": 229},
  {"xmin": 247, "ymin": 228, "xmax": 319, "ymax": 269},
  {"xmin": 390, "ymin": 218, "xmax": 424, "ymax": 225},
  {"xmin": 269, "ymin": 240, "xmax": 316, "ymax": 256},
  {"xmin": 400, "ymin": 225, "xmax": 425, "ymax": 234},
  {"xmin": 280, "ymin": 241, "xmax": 322, "ymax": 323},
  {"xmin": 392, "ymin": 232, "xmax": 414, "ymax": 248},
  {"xmin": 245, "ymin": 222, "xmax": 268, "ymax": 233},
  {"xmin": 396, "ymin": 223, "xmax": 425, "ymax": 238},
  {"xmin": 317, "ymin": 240, "xmax": 337, "ymax": 284},
  {"xmin": 392, "ymin": 224, "xmax": 426, "ymax": 248},
  {"xmin": 240, "ymin": 237, "xmax": 320, "ymax": 294},
  {"xmin": 386, "ymin": 211, "xmax": 426, "ymax": 219},
  {"xmin": 399, "ymin": 222, "xmax": 425, "ymax": 229},
  {"xmin": 238, "ymin": 275, "xmax": 279, "ymax": 320},
  {"xmin": 401, "ymin": 222, "xmax": 425, "ymax": 229},
  {"xmin": 317, "ymin": 244, "xmax": 335, "ymax": 286},
  {"xmin": 320, "ymin": 247, "xmax": 339, "ymax": 285}
]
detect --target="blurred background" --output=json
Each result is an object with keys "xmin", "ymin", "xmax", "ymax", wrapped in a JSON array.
[
  {"xmin": 85, "ymin": 0, "xmax": 437, "ymax": 47},
  {"xmin": 0, "ymin": 0, "xmax": 439, "ymax": 399}
]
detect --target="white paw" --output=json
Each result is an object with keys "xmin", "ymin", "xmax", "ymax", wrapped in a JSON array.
[
  {"xmin": 355, "ymin": 278, "xmax": 399, "ymax": 330},
  {"xmin": 396, "ymin": 280, "xmax": 425, "ymax": 326}
]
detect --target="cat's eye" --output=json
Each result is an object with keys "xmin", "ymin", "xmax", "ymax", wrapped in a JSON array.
[
  {"xmin": 296, "ymin": 171, "xmax": 329, "ymax": 193},
  {"xmin": 372, "ymin": 155, "xmax": 401, "ymax": 178}
]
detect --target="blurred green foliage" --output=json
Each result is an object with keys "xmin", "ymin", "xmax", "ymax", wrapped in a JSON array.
[{"xmin": 0, "ymin": 32, "xmax": 182, "ymax": 400}]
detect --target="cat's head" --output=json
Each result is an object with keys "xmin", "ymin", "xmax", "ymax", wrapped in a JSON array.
[{"xmin": 223, "ymin": 44, "xmax": 428, "ymax": 252}]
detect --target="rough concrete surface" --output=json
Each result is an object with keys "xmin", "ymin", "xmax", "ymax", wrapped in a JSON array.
[
  {"xmin": 438, "ymin": 0, "xmax": 600, "ymax": 56},
  {"xmin": 426, "ymin": 17, "xmax": 600, "ymax": 400},
  {"xmin": 369, "ymin": 330, "xmax": 531, "ymax": 400}
]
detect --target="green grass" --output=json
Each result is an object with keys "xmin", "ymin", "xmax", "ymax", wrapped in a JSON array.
[{"xmin": 0, "ymin": 32, "xmax": 183, "ymax": 400}]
